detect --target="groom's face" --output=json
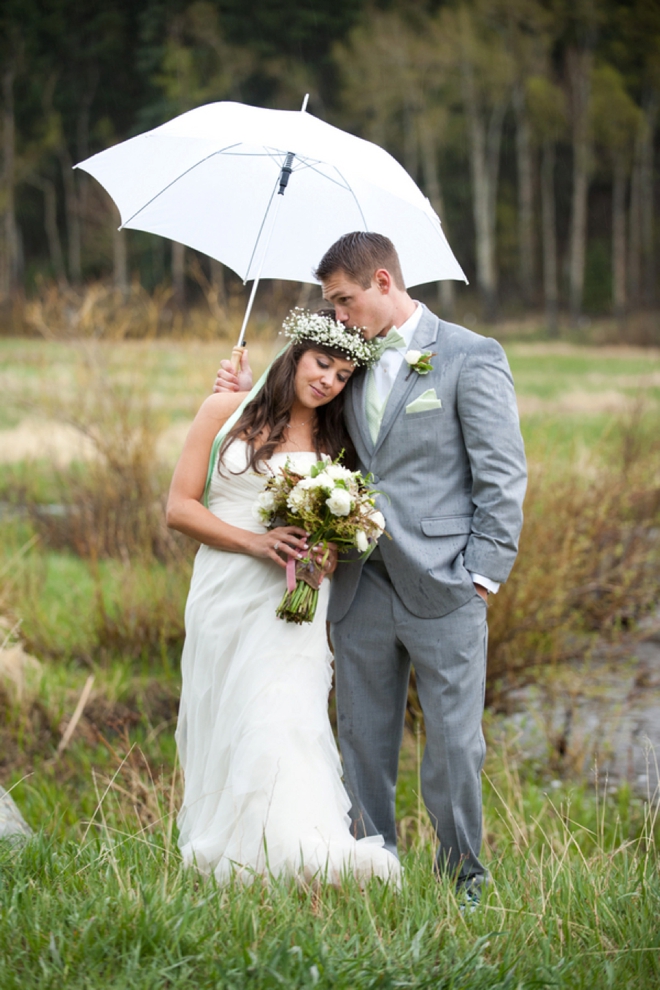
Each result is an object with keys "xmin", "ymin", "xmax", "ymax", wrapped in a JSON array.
[{"xmin": 321, "ymin": 269, "xmax": 394, "ymax": 340}]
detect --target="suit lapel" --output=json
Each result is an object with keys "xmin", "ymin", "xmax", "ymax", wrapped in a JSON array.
[
  {"xmin": 372, "ymin": 306, "xmax": 440, "ymax": 456},
  {"xmin": 348, "ymin": 370, "xmax": 373, "ymax": 461}
]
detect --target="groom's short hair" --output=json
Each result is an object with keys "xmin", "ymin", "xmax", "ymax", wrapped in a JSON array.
[{"xmin": 315, "ymin": 232, "xmax": 406, "ymax": 290}]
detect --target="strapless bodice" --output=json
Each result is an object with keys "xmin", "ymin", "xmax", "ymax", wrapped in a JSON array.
[{"xmin": 207, "ymin": 439, "xmax": 318, "ymax": 532}]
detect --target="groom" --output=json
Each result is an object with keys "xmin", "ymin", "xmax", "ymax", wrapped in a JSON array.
[{"xmin": 217, "ymin": 232, "xmax": 527, "ymax": 895}]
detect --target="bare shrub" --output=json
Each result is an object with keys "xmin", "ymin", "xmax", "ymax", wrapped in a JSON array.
[
  {"xmin": 88, "ymin": 561, "xmax": 189, "ymax": 663},
  {"xmin": 486, "ymin": 456, "xmax": 660, "ymax": 706},
  {"xmin": 3, "ymin": 349, "xmax": 193, "ymax": 663},
  {"xmin": 16, "ymin": 348, "xmax": 186, "ymax": 564},
  {"xmin": 15, "ymin": 278, "xmax": 239, "ymax": 341}
]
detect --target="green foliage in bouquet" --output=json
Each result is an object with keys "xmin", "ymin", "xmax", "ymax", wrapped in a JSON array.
[{"xmin": 254, "ymin": 453, "xmax": 386, "ymax": 623}]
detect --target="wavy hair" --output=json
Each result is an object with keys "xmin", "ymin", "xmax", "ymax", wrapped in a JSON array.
[{"xmin": 218, "ymin": 336, "xmax": 358, "ymax": 475}]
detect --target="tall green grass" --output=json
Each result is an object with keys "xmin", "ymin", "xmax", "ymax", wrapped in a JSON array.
[{"xmin": 1, "ymin": 745, "xmax": 658, "ymax": 989}]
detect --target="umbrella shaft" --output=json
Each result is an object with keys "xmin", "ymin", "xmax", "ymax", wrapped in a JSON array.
[
  {"xmin": 237, "ymin": 154, "xmax": 295, "ymax": 346},
  {"xmin": 238, "ymin": 276, "xmax": 260, "ymax": 345}
]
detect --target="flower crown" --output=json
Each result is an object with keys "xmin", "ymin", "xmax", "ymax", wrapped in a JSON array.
[{"xmin": 280, "ymin": 308, "xmax": 379, "ymax": 368}]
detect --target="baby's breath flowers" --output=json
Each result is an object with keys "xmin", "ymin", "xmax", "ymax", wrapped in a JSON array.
[
  {"xmin": 254, "ymin": 454, "xmax": 386, "ymax": 623},
  {"xmin": 281, "ymin": 309, "xmax": 379, "ymax": 368}
]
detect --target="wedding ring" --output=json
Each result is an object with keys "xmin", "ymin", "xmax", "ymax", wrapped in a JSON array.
[{"xmin": 274, "ymin": 541, "xmax": 280, "ymax": 551}]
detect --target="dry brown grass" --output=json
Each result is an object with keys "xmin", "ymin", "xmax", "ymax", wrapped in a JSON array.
[
  {"xmin": 7, "ymin": 276, "xmax": 322, "ymax": 343},
  {"xmin": 15, "ymin": 279, "xmax": 235, "ymax": 341},
  {"xmin": 486, "ymin": 413, "xmax": 660, "ymax": 706}
]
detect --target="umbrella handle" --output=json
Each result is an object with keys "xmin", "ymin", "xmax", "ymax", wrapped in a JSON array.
[{"xmin": 231, "ymin": 345, "xmax": 246, "ymax": 374}]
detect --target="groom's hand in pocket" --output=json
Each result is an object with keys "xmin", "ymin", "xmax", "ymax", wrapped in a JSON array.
[
  {"xmin": 474, "ymin": 583, "xmax": 488, "ymax": 602},
  {"xmin": 213, "ymin": 351, "xmax": 253, "ymax": 393}
]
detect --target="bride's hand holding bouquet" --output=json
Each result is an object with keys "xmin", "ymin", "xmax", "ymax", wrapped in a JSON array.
[{"xmin": 254, "ymin": 454, "xmax": 386, "ymax": 624}]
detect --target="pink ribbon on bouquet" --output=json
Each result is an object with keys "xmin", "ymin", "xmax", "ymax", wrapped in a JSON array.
[{"xmin": 286, "ymin": 556, "xmax": 297, "ymax": 593}]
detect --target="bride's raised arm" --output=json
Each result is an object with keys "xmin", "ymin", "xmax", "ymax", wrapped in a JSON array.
[{"xmin": 166, "ymin": 393, "xmax": 307, "ymax": 568}]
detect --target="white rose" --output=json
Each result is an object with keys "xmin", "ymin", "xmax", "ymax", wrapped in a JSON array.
[
  {"xmin": 355, "ymin": 530, "xmax": 370, "ymax": 553},
  {"xmin": 296, "ymin": 476, "xmax": 315, "ymax": 490},
  {"xmin": 286, "ymin": 456, "xmax": 312, "ymax": 477},
  {"xmin": 370, "ymin": 510, "xmax": 386, "ymax": 533},
  {"xmin": 257, "ymin": 490, "xmax": 276, "ymax": 511},
  {"xmin": 287, "ymin": 487, "xmax": 307, "ymax": 511},
  {"xmin": 325, "ymin": 464, "xmax": 353, "ymax": 481},
  {"xmin": 326, "ymin": 488, "xmax": 353, "ymax": 516},
  {"xmin": 405, "ymin": 349, "xmax": 422, "ymax": 366},
  {"xmin": 308, "ymin": 472, "xmax": 334, "ymax": 490}
]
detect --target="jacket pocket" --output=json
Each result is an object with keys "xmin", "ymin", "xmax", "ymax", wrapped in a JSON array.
[{"xmin": 421, "ymin": 515, "xmax": 473, "ymax": 537}]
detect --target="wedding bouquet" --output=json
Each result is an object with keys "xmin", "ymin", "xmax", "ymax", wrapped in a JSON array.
[{"xmin": 253, "ymin": 454, "xmax": 386, "ymax": 624}]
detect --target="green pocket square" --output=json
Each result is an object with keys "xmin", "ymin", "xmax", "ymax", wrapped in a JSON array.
[{"xmin": 405, "ymin": 389, "xmax": 442, "ymax": 414}]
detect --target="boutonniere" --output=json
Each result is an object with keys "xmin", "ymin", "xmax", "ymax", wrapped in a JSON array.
[{"xmin": 404, "ymin": 350, "xmax": 436, "ymax": 379}]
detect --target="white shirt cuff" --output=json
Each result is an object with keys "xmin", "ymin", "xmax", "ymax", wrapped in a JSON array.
[{"xmin": 468, "ymin": 572, "xmax": 500, "ymax": 595}]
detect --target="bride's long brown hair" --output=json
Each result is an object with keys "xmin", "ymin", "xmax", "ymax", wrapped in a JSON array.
[{"xmin": 218, "ymin": 338, "xmax": 359, "ymax": 474}]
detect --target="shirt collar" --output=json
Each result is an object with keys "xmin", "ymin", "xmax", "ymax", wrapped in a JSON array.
[{"xmin": 392, "ymin": 302, "xmax": 422, "ymax": 348}]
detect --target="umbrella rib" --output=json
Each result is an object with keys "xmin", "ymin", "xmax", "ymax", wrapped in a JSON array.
[
  {"xmin": 330, "ymin": 166, "xmax": 369, "ymax": 230},
  {"xmin": 219, "ymin": 150, "xmax": 285, "ymax": 157},
  {"xmin": 119, "ymin": 142, "xmax": 243, "ymax": 228},
  {"xmin": 292, "ymin": 160, "xmax": 353, "ymax": 191},
  {"xmin": 243, "ymin": 174, "xmax": 282, "ymax": 284}
]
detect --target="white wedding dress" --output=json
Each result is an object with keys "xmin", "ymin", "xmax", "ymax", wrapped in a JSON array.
[{"xmin": 176, "ymin": 439, "xmax": 400, "ymax": 885}]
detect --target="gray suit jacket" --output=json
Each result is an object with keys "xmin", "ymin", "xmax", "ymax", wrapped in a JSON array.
[{"xmin": 328, "ymin": 305, "xmax": 527, "ymax": 622}]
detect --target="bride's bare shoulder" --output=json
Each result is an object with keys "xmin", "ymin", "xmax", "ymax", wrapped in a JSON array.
[{"xmin": 196, "ymin": 391, "xmax": 247, "ymax": 429}]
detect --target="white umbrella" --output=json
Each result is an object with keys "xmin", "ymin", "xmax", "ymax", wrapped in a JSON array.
[{"xmin": 76, "ymin": 99, "xmax": 467, "ymax": 346}]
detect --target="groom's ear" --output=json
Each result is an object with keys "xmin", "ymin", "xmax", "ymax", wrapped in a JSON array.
[{"xmin": 373, "ymin": 268, "xmax": 393, "ymax": 294}]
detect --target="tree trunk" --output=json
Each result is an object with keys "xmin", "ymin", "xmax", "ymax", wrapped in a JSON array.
[
  {"xmin": 612, "ymin": 154, "xmax": 627, "ymax": 324},
  {"xmin": 513, "ymin": 83, "xmax": 534, "ymax": 307},
  {"xmin": 172, "ymin": 241, "xmax": 185, "ymax": 308},
  {"xmin": 113, "ymin": 226, "xmax": 128, "ymax": 298},
  {"xmin": 58, "ymin": 145, "xmax": 81, "ymax": 284},
  {"xmin": 567, "ymin": 47, "xmax": 593, "ymax": 327},
  {"xmin": 461, "ymin": 57, "xmax": 505, "ymax": 322},
  {"xmin": 75, "ymin": 77, "xmax": 97, "ymax": 269},
  {"xmin": 640, "ymin": 95, "xmax": 658, "ymax": 307},
  {"xmin": 628, "ymin": 129, "xmax": 642, "ymax": 308},
  {"xmin": 540, "ymin": 138, "xmax": 559, "ymax": 336},
  {"xmin": 76, "ymin": 91, "xmax": 93, "ymax": 184},
  {"xmin": 209, "ymin": 257, "xmax": 226, "ymax": 311},
  {"xmin": 28, "ymin": 176, "xmax": 67, "ymax": 286},
  {"xmin": 403, "ymin": 104, "xmax": 419, "ymax": 183},
  {"xmin": 1, "ymin": 67, "xmax": 20, "ymax": 299},
  {"xmin": 418, "ymin": 117, "xmax": 455, "ymax": 320}
]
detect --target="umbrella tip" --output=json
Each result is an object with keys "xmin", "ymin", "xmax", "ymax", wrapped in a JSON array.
[{"xmin": 301, "ymin": 94, "xmax": 309, "ymax": 113}]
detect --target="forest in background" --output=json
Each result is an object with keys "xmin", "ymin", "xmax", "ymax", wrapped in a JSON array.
[{"xmin": 0, "ymin": 0, "xmax": 659, "ymax": 333}]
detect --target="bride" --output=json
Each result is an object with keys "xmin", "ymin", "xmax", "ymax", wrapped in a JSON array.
[{"xmin": 166, "ymin": 311, "xmax": 400, "ymax": 885}]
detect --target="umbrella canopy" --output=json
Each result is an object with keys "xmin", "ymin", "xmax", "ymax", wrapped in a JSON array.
[{"xmin": 76, "ymin": 101, "xmax": 467, "ymax": 290}]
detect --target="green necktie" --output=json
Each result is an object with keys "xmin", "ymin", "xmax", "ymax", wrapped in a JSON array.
[{"xmin": 365, "ymin": 328, "xmax": 406, "ymax": 444}]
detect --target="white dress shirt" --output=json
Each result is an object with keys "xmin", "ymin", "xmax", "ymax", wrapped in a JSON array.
[
  {"xmin": 375, "ymin": 303, "xmax": 499, "ymax": 595},
  {"xmin": 372, "ymin": 302, "xmax": 424, "ymax": 401}
]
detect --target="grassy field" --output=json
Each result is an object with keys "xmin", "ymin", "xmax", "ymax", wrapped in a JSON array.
[
  {"xmin": 1, "ymin": 333, "xmax": 659, "ymax": 987},
  {"xmin": 2, "ymin": 334, "xmax": 659, "ymax": 451}
]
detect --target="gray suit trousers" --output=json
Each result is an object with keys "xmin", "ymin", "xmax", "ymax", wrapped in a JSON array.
[{"xmin": 331, "ymin": 555, "xmax": 488, "ymax": 887}]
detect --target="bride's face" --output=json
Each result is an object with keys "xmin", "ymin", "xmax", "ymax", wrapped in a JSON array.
[{"xmin": 294, "ymin": 348, "xmax": 355, "ymax": 409}]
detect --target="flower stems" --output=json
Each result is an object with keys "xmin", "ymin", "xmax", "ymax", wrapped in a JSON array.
[{"xmin": 275, "ymin": 579, "xmax": 319, "ymax": 624}]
